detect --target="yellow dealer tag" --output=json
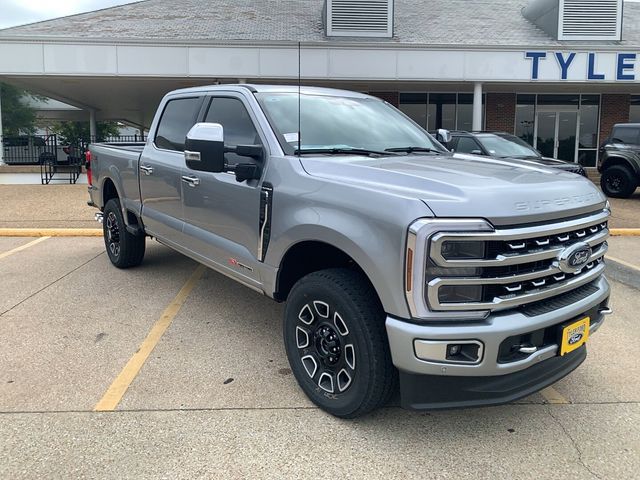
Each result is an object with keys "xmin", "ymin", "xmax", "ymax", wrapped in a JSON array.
[{"xmin": 560, "ymin": 317, "xmax": 590, "ymax": 356}]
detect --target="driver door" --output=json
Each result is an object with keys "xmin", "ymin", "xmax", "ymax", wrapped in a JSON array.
[{"xmin": 181, "ymin": 94, "xmax": 266, "ymax": 287}]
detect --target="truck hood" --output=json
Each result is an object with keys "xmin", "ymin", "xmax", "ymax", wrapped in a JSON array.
[{"xmin": 298, "ymin": 153, "xmax": 606, "ymax": 225}]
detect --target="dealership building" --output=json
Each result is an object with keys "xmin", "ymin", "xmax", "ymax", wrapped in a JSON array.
[{"xmin": 0, "ymin": 0, "xmax": 639, "ymax": 168}]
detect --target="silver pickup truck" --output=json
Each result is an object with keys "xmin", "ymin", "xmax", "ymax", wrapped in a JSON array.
[{"xmin": 88, "ymin": 85, "xmax": 611, "ymax": 418}]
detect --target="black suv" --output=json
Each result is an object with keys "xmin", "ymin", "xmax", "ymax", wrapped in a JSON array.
[
  {"xmin": 598, "ymin": 123, "xmax": 640, "ymax": 198},
  {"xmin": 444, "ymin": 131, "xmax": 587, "ymax": 177}
]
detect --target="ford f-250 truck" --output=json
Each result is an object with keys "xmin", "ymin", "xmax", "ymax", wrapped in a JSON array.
[{"xmin": 88, "ymin": 85, "xmax": 611, "ymax": 418}]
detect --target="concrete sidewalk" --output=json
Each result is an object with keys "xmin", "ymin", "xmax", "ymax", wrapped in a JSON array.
[{"xmin": 0, "ymin": 184, "xmax": 95, "ymax": 229}]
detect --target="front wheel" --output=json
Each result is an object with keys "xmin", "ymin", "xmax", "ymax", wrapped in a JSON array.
[
  {"xmin": 103, "ymin": 198, "xmax": 145, "ymax": 268},
  {"xmin": 601, "ymin": 164, "xmax": 638, "ymax": 198},
  {"xmin": 283, "ymin": 268, "xmax": 397, "ymax": 418}
]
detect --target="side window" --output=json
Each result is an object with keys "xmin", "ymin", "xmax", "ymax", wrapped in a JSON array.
[
  {"xmin": 612, "ymin": 127, "xmax": 640, "ymax": 145},
  {"xmin": 454, "ymin": 136, "xmax": 482, "ymax": 154},
  {"xmin": 205, "ymin": 97, "xmax": 261, "ymax": 164},
  {"xmin": 155, "ymin": 97, "xmax": 201, "ymax": 152}
]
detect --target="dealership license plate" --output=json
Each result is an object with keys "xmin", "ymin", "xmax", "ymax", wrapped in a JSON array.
[{"xmin": 560, "ymin": 317, "xmax": 590, "ymax": 356}]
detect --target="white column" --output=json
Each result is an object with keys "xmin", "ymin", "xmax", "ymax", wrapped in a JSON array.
[
  {"xmin": 89, "ymin": 110, "xmax": 97, "ymax": 141},
  {"xmin": 472, "ymin": 82, "xmax": 483, "ymax": 132},
  {"xmin": 0, "ymin": 83, "xmax": 4, "ymax": 165}
]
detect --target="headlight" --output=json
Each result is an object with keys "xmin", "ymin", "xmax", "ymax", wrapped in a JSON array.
[
  {"xmin": 405, "ymin": 218, "xmax": 494, "ymax": 320},
  {"xmin": 438, "ymin": 285, "xmax": 484, "ymax": 304},
  {"xmin": 441, "ymin": 240, "xmax": 485, "ymax": 260}
]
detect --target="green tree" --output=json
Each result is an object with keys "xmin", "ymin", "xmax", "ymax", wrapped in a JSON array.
[
  {"xmin": 51, "ymin": 120, "xmax": 121, "ymax": 144},
  {"xmin": 0, "ymin": 82, "xmax": 44, "ymax": 136}
]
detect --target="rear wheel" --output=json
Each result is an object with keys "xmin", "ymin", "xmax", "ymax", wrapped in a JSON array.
[
  {"xmin": 601, "ymin": 164, "xmax": 638, "ymax": 198},
  {"xmin": 103, "ymin": 198, "xmax": 145, "ymax": 268},
  {"xmin": 283, "ymin": 268, "xmax": 397, "ymax": 418}
]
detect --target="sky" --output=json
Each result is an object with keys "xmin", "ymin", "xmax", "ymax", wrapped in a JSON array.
[{"xmin": 0, "ymin": 0, "xmax": 140, "ymax": 29}]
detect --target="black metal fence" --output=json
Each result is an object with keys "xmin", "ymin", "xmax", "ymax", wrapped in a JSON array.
[{"xmin": 1, "ymin": 134, "xmax": 147, "ymax": 165}]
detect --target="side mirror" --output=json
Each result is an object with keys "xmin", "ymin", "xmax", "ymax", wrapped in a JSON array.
[
  {"xmin": 470, "ymin": 149, "xmax": 483, "ymax": 155},
  {"xmin": 437, "ymin": 128, "xmax": 452, "ymax": 144},
  {"xmin": 184, "ymin": 122, "xmax": 225, "ymax": 173}
]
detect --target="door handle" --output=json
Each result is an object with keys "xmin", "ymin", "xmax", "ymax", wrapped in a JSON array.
[
  {"xmin": 181, "ymin": 175, "xmax": 200, "ymax": 187},
  {"xmin": 139, "ymin": 165, "xmax": 154, "ymax": 175}
]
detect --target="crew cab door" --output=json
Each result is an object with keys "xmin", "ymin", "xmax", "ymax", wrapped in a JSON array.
[
  {"xmin": 181, "ymin": 94, "xmax": 266, "ymax": 287},
  {"xmin": 139, "ymin": 96, "xmax": 202, "ymax": 243}
]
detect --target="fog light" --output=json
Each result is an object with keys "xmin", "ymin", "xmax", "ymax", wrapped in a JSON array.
[
  {"xmin": 446, "ymin": 343, "xmax": 481, "ymax": 363},
  {"xmin": 414, "ymin": 340, "xmax": 484, "ymax": 364},
  {"xmin": 448, "ymin": 344, "xmax": 461, "ymax": 356}
]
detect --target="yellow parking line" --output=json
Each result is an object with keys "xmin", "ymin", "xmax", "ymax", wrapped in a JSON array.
[
  {"xmin": 0, "ymin": 236, "xmax": 50, "ymax": 260},
  {"xmin": 610, "ymin": 228, "xmax": 640, "ymax": 236},
  {"xmin": 94, "ymin": 264, "xmax": 206, "ymax": 412},
  {"xmin": 540, "ymin": 386, "xmax": 569, "ymax": 404},
  {"xmin": 606, "ymin": 254, "xmax": 640, "ymax": 272},
  {"xmin": 0, "ymin": 228, "xmax": 102, "ymax": 237}
]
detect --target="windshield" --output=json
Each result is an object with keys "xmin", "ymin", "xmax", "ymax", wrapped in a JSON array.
[
  {"xmin": 475, "ymin": 134, "xmax": 540, "ymax": 158},
  {"xmin": 255, "ymin": 92, "xmax": 445, "ymax": 155}
]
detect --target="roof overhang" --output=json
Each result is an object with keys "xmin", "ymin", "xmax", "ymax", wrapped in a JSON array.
[{"xmin": 1, "ymin": 38, "xmax": 638, "ymax": 126}]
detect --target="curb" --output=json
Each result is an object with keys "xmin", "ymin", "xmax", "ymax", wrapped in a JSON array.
[
  {"xmin": 609, "ymin": 229, "xmax": 640, "ymax": 236},
  {"xmin": 0, "ymin": 228, "xmax": 102, "ymax": 237}
]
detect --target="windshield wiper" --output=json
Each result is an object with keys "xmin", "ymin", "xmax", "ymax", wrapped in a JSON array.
[
  {"xmin": 294, "ymin": 147, "xmax": 398, "ymax": 156},
  {"xmin": 385, "ymin": 146, "xmax": 440, "ymax": 154}
]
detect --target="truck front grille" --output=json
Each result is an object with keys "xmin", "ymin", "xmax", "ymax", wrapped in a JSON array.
[{"xmin": 426, "ymin": 210, "xmax": 609, "ymax": 312}]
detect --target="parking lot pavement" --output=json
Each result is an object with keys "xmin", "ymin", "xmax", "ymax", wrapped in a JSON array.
[
  {"xmin": 608, "ymin": 236, "xmax": 640, "ymax": 269},
  {"xmin": 608, "ymin": 192, "xmax": 640, "ymax": 229},
  {"xmin": 0, "ymin": 237, "xmax": 639, "ymax": 479}
]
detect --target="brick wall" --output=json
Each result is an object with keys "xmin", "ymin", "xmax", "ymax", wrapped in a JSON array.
[
  {"xmin": 369, "ymin": 91, "xmax": 399, "ymax": 108},
  {"xmin": 485, "ymin": 93, "xmax": 516, "ymax": 133},
  {"xmin": 599, "ymin": 94, "xmax": 630, "ymax": 142}
]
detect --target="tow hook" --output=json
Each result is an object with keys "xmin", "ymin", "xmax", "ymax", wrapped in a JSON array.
[
  {"xmin": 599, "ymin": 307, "xmax": 613, "ymax": 316},
  {"xmin": 517, "ymin": 345, "xmax": 538, "ymax": 354},
  {"xmin": 95, "ymin": 212, "xmax": 104, "ymax": 224}
]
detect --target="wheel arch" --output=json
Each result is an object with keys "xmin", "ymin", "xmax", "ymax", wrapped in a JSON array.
[
  {"xmin": 601, "ymin": 155, "xmax": 640, "ymax": 176},
  {"xmin": 270, "ymin": 225, "xmax": 408, "ymax": 318},
  {"xmin": 101, "ymin": 175, "xmax": 141, "ymax": 228}
]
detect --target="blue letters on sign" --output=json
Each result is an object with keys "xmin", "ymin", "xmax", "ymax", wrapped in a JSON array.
[
  {"xmin": 587, "ymin": 53, "xmax": 605, "ymax": 80},
  {"xmin": 555, "ymin": 52, "xmax": 576, "ymax": 80},
  {"xmin": 525, "ymin": 52, "xmax": 546, "ymax": 80},
  {"xmin": 617, "ymin": 53, "xmax": 636, "ymax": 81}
]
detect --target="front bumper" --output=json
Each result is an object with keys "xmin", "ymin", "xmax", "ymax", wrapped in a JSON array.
[
  {"xmin": 386, "ymin": 275, "xmax": 610, "ymax": 408},
  {"xmin": 399, "ymin": 346, "xmax": 586, "ymax": 410}
]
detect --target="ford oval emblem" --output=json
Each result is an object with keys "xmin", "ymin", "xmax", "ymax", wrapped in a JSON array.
[
  {"xmin": 558, "ymin": 242, "xmax": 592, "ymax": 273},
  {"xmin": 568, "ymin": 332, "xmax": 583, "ymax": 345}
]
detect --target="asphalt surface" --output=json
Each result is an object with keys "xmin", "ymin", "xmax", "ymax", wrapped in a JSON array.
[{"xmin": 0, "ymin": 235, "xmax": 638, "ymax": 479}]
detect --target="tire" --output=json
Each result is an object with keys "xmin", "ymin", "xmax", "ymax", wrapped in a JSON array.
[
  {"xmin": 600, "ymin": 165, "xmax": 638, "ymax": 198},
  {"xmin": 283, "ymin": 268, "xmax": 397, "ymax": 418},
  {"xmin": 103, "ymin": 198, "xmax": 145, "ymax": 268}
]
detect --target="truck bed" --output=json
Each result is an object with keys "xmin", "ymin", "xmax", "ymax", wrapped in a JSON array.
[{"xmin": 89, "ymin": 142, "xmax": 146, "ymax": 213}]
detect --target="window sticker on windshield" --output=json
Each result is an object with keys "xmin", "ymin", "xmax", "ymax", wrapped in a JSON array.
[{"xmin": 284, "ymin": 132, "xmax": 299, "ymax": 143}]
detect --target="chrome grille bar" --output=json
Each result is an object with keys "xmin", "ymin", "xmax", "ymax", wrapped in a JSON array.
[
  {"xmin": 428, "ymin": 262, "xmax": 605, "ymax": 312},
  {"xmin": 429, "ymin": 242, "xmax": 607, "ymax": 289},
  {"xmin": 424, "ymin": 209, "xmax": 609, "ymax": 313}
]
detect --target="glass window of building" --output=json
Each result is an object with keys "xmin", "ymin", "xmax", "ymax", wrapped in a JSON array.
[
  {"xmin": 515, "ymin": 93, "xmax": 599, "ymax": 166},
  {"xmin": 515, "ymin": 94, "xmax": 536, "ymax": 145},
  {"xmin": 428, "ymin": 93, "xmax": 456, "ymax": 131},
  {"xmin": 631, "ymin": 96, "xmax": 640, "ymax": 123},
  {"xmin": 398, "ymin": 93, "xmax": 428, "ymax": 128},
  {"xmin": 399, "ymin": 92, "xmax": 484, "ymax": 131},
  {"xmin": 577, "ymin": 95, "xmax": 600, "ymax": 167}
]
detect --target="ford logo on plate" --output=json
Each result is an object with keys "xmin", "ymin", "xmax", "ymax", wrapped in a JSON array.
[
  {"xmin": 558, "ymin": 242, "xmax": 592, "ymax": 273},
  {"xmin": 568, "ymin": 332, "xmax": 583, "ymax": 345}
]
